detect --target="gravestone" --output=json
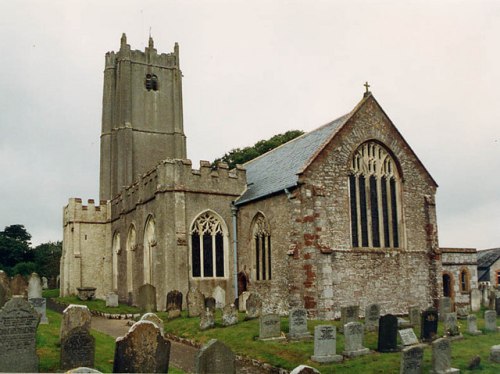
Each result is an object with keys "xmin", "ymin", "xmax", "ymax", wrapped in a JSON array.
[
  {"xmin": 365, "ymin": 303, "xmax": 381, "ymax": 332},
  {"xmin": 0, "ymin": 297, "xmax": 40, "ymax": 372},
  {"xmin": 205, "ymin": 296, "xmax": 216, "ymax": 312},
  {"xmin": 400, "ymin": 344, "xmax": 424, "ymax": 374},
  {"xmin": 10, "ymin": 274, "xmax": 28, "ymax": 297},
  {"xmin": 195, "ymin": 339, "xmax": 235, "ymax": 374},
  {"xmin": 444, "ymin": 312, "xmax": 459, "ymax": 336},
  {"xmin": 290, "ymin": 365, "xmax": 321, "ymax": 374},
  {"xmin": 311, "ymin": 325, "xmax": 343, "ymax": 363},
  {"xmin": 456, "ymin": 306, "xmax": 469, "ymax": 320},
  {"xmin": 487, "ymin": 289, "xmax": 495, "ymax": 310},
  {"xmin": 138, "ymin": 283, "xmax": 157, "ymax": 312},
  {"xmin": 288, "ymin": 308, "xmax": 312, "ymax": 340},
  {"xmin": 245, "ymin": 292, "xmax": 262, "ymax": 319},
  {"xmin": 0, "ymin": 284, "xmax": 7, "ymax": 308},
  {"xmin": 496, "ymin": 296, "xmax": 500, "ymax": 316},
  {"xmin": 187, "ymin": 288, "xmax": 204, "ymax": 317},
  {"xmin": 66, "ymin": 368, "xmax": 102, "ymax": 373},
  {"xmin": 140, "ymin": 313, "xmax": 164, "ymax": 336},
  {"xmin": 212, "ymin": 285, "xmax": 226, "ymax": 309},
  {"xmin": 166, "ymin": 290, "xmax": 183, "ymax": 311},
  {"xmin": 0, "ymin": 270, "xmax": 10, "ymax": 307},
  {"xmin": 29, "ymin": 297, "xmax": 48, "ymax": 324},
  {"xmin": 378, "ymin": 314, "xmax": 399, "ymax": 352},
  {"xmin": 470, "ymin": 289, "xmax": 481, "ymax": 312},
  {"xmin": 60, "ymin": 304, "xmax": 92, "ymax": 341},
  {"xmin": 222, "ymin": 304, "xmax": 239, "ymax": 326},
  {"xmin": 490, "ymin": 345, "xmax": 500, "ymax": 364},
  {"xmin": 200, "ymin": 308, "xmax": 215, "ymax": 330},
  {"xmin": 259, "ymin": 314, "xmax": 283, "ymax": 340},
  {"xmin": 113, "ymin": 320, "xmax": 171, "ymax": 373},
  {"xmin": 431, "ymin": 338, "xmax": 459, "ymax": 374},
  {"xmin": 466, "ymin": 314, "xmax": 482, "ymax": 335},
  {"xmin": 239, "ymin": 291, "xmax": 250, "ymax": 312},
  {"xmin": 60, "ymin": 326, "xmax": 95, "ymax": 370},
  {"xmin": 105, "ymin": 292, "xmax": 119, "ymax": 307},
  {"xmin": 342, "ymin": 322, "xmax": 369, "ymax": 357},
  {"xmin": 484, "ymin": 310, "xmax": 497, "ymax": 332},
  {"xmin": 28, "ymin": 273, "xmax": 43, "ymax": 298},
  {"xmin": 398, "ymin": 328, "xmax": 419, "ymax": 346},
  {"xmin": 438, "ymin": 297, "xmax": 452, "ymax": 321},
  {"xmin": 409, "ymin": 306, "xmax": 421, "ymax": 328},
  {"xmin": 420, "ymin": 308, "xmax": 438, "ymax": 342},
  {"xmin": 41, "ymin": 276, "xmax": 48, "ymax": 290},
  {"xmin": 340, "ymin": 305, "xmax": 359, "ymax": 332}
]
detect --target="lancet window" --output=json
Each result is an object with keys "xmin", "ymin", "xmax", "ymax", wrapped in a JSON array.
[
  {"xmin": 112, "ymin": 232, "xmax": 120, "ymax": 290},
  {"xmin": 459, "ymin": 268, "xmax": 470, "ymax": 293},
  {"xmin": 143, "ymin": 217, "xmax": 156, "ymax": 285},
  {"xmin": 252, "ymin": 214, "xmax": 272, "ymax": 281},
  {"xmin": 349, "ymin": 141, "xmax": 401, "ymax": 248},
  {"xmin": 126, "ymin": 225, "xmax": 136, "ymax": 292},
  {"xmin": 190, "ymin": 212, "xmax": 226, "ymax": 278}
]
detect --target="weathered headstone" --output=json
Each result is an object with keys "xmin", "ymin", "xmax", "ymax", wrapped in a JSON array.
[
  {"xmin": 311, "ymin": 325, "xmax": 343, "ymax": 363},
  {"xmin": 113, "ymin": 320, "xmax": 171, "ymax": 373},
  {"xmin": 470, "ymin": 289, "xmax": 481, "ymax": 312},
  {"xmin": 409, "ymin": 306, "xmax": 421, "ymax": 328},
  {"xmin": 488, "ymin": 290, "xmax": 496, "ymax": 310},
  {"xmin": 140, "ymin": 313, "xmax": 164, "ymax": 336},
  {"xmin": 0, "ymin": 270, "xmax": 10, "ymax": 307},
  {"xmin": 166, "ymin": 290, "xmax": 182, "ymax": 311},
  {"xmin": 245, "ymin": 292, "xmax": 262, "ymax": 319},
  {"xmin": 200, "ymin": 308, "xmax": 215, "ymax": 330},
  {"xmin": 138, "ymin": 283, "xmax": 157, "ymax": 312},
  {"xmin": 212, "ymin": 285, "xmax": 226, "ymax": 309},
  {"xmin": 195, "ymin": 339, "xmax": 235, "ymax": 374},
  {"xmin": 398, "ymin": 328, "xmax": 419, "ymax": 346},
  {"xmin": 259, "ymin": 313, "xmax": 283, "ymax": 340},
  {"xmin": 105, "ymin": 292, "xmax": 119, "ymax": 307},
  {"xmin": 290, "ymin": 365, "xmax": 321, "ymax": 374},
  {"xmin": 467, "ymin": 355, "xmax": 481, "ymax": 370},
  {"xmin": 400, "ymin": 344, "xmax": 424, "ymax": 374},
  {"xmin": 456, "ymin": 305, "xmax": 469, "ymax": 320},
  {"xmin": 66, "ymin": 367, "xmax": 102, "ymax": 373},
  {"xmin": 340, "ymin": 305, "xmax": 359, "ymax": 332},
  {"xmin": 466, "ymin": 314, "xmax": 482, "ymax": 335},
  {"xmin": 365, "ymin": 303, "xmax": 381, "ymax": 332},
  {"xmin": 239, "ymin": 291, "xmax": 250, "ymax": 312},
  {"xmin": 29, "ymin": 297, "xmax": 48, "ymax": 324},
  {"xmin": 0, "ymin": 297, "xmax": 40, "ymax": 372},
  {"xmin": 378, "ymin": 314, "xmax": 399, "ymax": 352},
  {"xmin": 288, "ymin": 307, "xmax": 312, "ymax": 340},
  {"xmin": 431, "ymin": 337, "xmax": 459, "ymax": 373},
  {"xmin": 0, "ymin": 284, "xmax": 7, "ymax": 308},
  {"xmin": 41, "ymin": 276, "xmax": 48, "ymax": 290},
  {"xmin": 444, "ymin": 312, "xmax": 459, "ymax": 336},
  {"xmin": 28, "ymin": 273, "xmax": 43, "ymax": 298},
  {"xmin": 60, "ymin": 326, "xmax": 95, "ymax": 370},
  {"xmin": 77, "ymin": 287, "xmax": 96, "ymax": 301},
  {"xmin": 205, "ymin": 296, "xmax": 216, "ymax": 312},
  {"xmin": 187, "ymin": 287, "xmax": 204, "ymax": 317},
  {"xmin": 420, "ymin": 308, "xmax": 438, "ymax": 342},
  {"xmin": 342, "ymin": 322, "xmax": 369, "ymax": 357},
  {"xmin": 222, "ymin": 304, "xmax": 238, "ymax": 326},
  {"xmin": 60, "ymin": 304, "xmax": 92, "ymax": 341},
  {"xmin": 490, "ymin": 345, "xmax": 500, "ymax": 364},
  {"xmin": 484, "ymin": 310, "xmax": 497, "ymax": 332},
  {"xmin": 438, "ymin": 297, "xmax": 452, "ymax": 321},
  {"xmin": 10, "ymin": 274, "xmax": 28, "ymax": 297}
]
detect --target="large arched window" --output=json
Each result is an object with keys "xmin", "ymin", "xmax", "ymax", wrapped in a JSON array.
[
  {"xmin": 126, "ymin": 225, "xmax": 136, "ymax": 293},
  {"xmin": 349, "ymin": 141, "xmax": 401, "ymax": 248},
  {"xmin": 252, "ymin": 214, "xmax": 272, "ymax": 281},
  {"xmin": 112, "ymin": 232, "xmax": 120, "ymax": 291},
  {"xmin": 190, "ymin": 211, "xmax": 226, "ymax": 278},
  {"xmin": 143, "ymin": 216, "xmax": 156, "ymax": 285}
]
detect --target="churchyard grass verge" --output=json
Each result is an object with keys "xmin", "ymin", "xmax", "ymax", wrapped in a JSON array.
[{"xmin": 161, "ymin": 309, "xmax": 500, "ymax": 373}]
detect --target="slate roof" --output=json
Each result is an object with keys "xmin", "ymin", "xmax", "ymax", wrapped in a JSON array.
[
  {"xmin": 235, "ymin": 112, "xmax": 351, "ymax": 205},
  {"xmin": 477, "ymin": 248, "xmax": 500, "ymax": 282}
]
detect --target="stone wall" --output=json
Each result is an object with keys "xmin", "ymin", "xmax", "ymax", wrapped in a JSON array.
[{"xmin": 441, "ymin": 248, "xmax": 478, "ymax": 307}]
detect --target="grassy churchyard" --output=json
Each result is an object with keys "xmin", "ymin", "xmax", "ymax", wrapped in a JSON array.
[{"xmin": 36, "ymin": 289, "xmax": 500, "ymax": 373}]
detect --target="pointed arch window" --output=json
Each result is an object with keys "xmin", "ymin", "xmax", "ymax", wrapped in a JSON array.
[
  {"xmin": 143, "ymin": 217, "xmax": 156, "ymax": 285},
  {"xmin": 126, "ymin": 225, "xmax": 136, "ymax": 293},
  {"xmin": 349, "ymin": 141, "xmax": 401, "ymax": 248},
  {"xmin": 190, "ymin": 212, "xmax": 226, "ymax": 278},
  {"xmin": 112, "ymin": 232, "xmax": 120, "ymax": 291},
  {"xmin": 253, "ymin": 214, "xmax": 272, "ymax": 281}
]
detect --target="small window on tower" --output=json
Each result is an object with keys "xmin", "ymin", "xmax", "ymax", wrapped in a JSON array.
[{"xmin": 145, "ymin": 74, "xmax": 159, "ymax": 91}]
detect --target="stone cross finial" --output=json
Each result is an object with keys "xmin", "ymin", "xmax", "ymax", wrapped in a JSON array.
[{"xmin": 364, "ymin": 82, "xmax": 370, "ymax": 93}]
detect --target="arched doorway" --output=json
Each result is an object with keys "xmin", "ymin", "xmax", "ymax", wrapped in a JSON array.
[{"xmin": 442, "ymin": 273, "xmax": 453, "ymax": 298}]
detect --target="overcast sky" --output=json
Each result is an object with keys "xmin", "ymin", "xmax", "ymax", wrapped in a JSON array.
[{"xmin": 0, "ymin": 0, "xmax": 499, "ymax": 249}]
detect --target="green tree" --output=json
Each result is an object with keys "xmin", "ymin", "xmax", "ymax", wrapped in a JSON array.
[
  {"xmin": 213, "ymin": 130, "xmax": 304, "ymax": 169},
  {"xmin": 0, "ymin": 225, "xmax": 33, "ymax": 273},
  {"xmin": 33, "ymin": 241, "xmax": 62, "ymax": 279}
]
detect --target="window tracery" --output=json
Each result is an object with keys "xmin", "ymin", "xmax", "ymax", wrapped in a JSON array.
[{"xmin": 253, "ymin": 214, "xmax": 272, "ymax": 281}]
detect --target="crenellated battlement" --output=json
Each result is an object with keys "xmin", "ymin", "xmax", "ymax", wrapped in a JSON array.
[
  {"xmin": 105, "ymin": 33, "xmax": 179, "ymax": 69},
  {"xmin": 111, "ymin": 158, "xmax": 246, "ymax": 216},
  {"xmin": 63, "ymin": 198, "xmax": 110, "ymax": 226}
]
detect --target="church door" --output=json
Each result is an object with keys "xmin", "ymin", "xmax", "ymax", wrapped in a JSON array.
[{"xmin": 442, "ymin": 273, "xmax": 453, "ymax": 298}]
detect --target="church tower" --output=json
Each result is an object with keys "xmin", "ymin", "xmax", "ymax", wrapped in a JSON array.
[{"xmin": 99, "ymin": 34, "xmax": 187, "ymax": 200}]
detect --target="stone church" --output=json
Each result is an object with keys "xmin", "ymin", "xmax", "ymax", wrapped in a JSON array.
[{"xmin": 60, "ymin": 35, "xmax": 443, "ymax": 319}]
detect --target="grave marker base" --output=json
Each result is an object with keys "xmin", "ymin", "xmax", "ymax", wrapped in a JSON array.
[
  {"xmin": 342, "ymin": 347, "xmax": 370, "ymax": 358},
  {"xmin": 311, "ymin": 354, "xmax": 343, "ymax": 363}
]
